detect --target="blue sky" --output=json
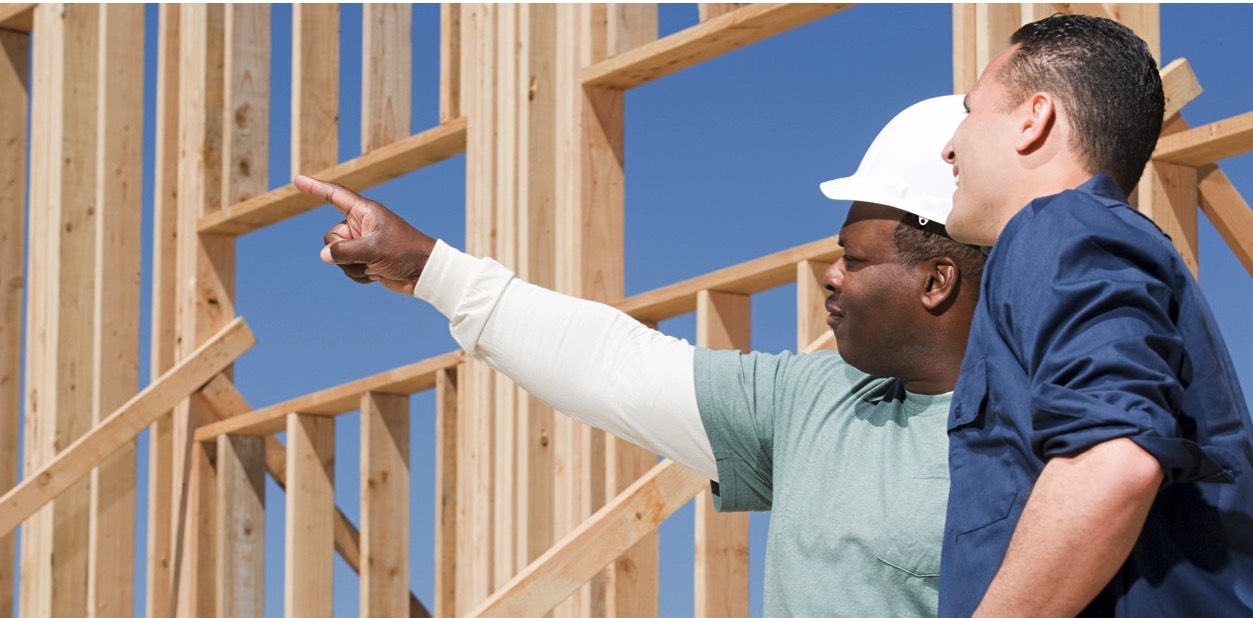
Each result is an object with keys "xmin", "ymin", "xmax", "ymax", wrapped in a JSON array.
[{"xmin": 12, "ymin": 4, "xmax": 1252, "ymax": 617}]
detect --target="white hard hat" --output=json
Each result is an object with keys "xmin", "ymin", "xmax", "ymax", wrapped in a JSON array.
[{"xmin": 819, "ymin": 94, "xmax": 966, "ymax": 225}]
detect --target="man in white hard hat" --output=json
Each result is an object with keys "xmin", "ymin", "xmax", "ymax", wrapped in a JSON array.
[{"xmin": 299, "ymin": 95, "xmax": 983, "ymax": 615}]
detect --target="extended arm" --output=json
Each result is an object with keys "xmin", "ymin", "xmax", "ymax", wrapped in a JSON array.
[{"xmin": 974, "ymin": 439, "xmax": 1163, "ymax": 616}]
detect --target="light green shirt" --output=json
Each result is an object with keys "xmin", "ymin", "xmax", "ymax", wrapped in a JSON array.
[{"xmin": 694, "ymin": 348, "xmax": 951, "ymax": 617}]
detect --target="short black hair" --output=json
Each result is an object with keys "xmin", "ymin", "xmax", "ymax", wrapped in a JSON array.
[
  {"xmin": 893, "ymin": 214, "xmax": 986, "ymax": 295},
  {"xmin": 1001, "ymin": 14, "xmax": 1164, "ymax": 195}
]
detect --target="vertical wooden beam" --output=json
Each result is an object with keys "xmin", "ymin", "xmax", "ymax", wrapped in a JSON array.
[
  {"xmin": 88, "ymin": 6, "xmax": 144, "ymax": 617},
  {"xmin": 440, "ymin": 4, "xmax": 461, "ymax": 123},
  {"xmin": 285, "ymin": 414, "xmax": 335, "ymax": 618},
  {"xmin": 796, "ymin": 260, "xmax": 834, "ymax": 352},
  {"xmin": 1139, "ymin": 118, "xmax": 1200, "ymax": 276},
  {"xmin": 698, "ymin": 4, "xmax": 744, "ymax": 22},
  {"xmin": 1109, "ymin": 4, "xmax": 1160, "ymax": 62},
  {"xmin": 434, "ymin": 369, "xmax": 459, "ymax": 618},
  {"xmin": 974, "ymin": 4, "xmax": 1020, "ymax": 76},
  {"xmin": 362, "ymin": 3, "xmax": 412, "ymax": 151},
  {"xmin": 952, "ymin": 4, "xmax": 977, "ymax": 93},
  {"xmin": 147, "ymin": 7, "xmax": 180, "ymax": 617},
  {"xmin": 360, "ymin": 392, "xmax": 410, "ymax": 617},
  {"xmin": 172, "ymin": 5, "xmax": 229, "ymax": 617},
  {"xmin": 695, "ymin": 290, "xmax": 751, "ymax": 618},
  {"xmin": 23, "ymin": 6, "xmax": 100, "ymax": 616},
  {"xmin": 223, "ymin": 3, "xmax": 270, "ymax": 204},
  {"xmin": 215, "ymin": 434, "xmax": 265, "ymax": 618},
  {"xmin": 292, "ymin": 3, "xmax": 338, "ymax": 175},
  {"xmin": 181, "ymin": 439, "xmax": 217, "ymax": 618},
  {"xmin": 0, "ymin": 26, "xmax": 27, "ymax": 618}
]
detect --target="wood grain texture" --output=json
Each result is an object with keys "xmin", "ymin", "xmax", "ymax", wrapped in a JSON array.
[
  {"xmin": 362, "ymin": 3, "xmax": 412, "ymax": 151},
  {"xmin": 360, "ymin": 392, "xmax": 411, "ymax": 617},
  {"xmin": 215, "ymin": 434, "xmax": 265, "ymax": 618},
  {"xmin": 292, "ymin": 3, "xmax": 339, "ymax": 175},
  {"xmin": 285, "ymin": 414, "xmax": 335, "ymax": 618}
]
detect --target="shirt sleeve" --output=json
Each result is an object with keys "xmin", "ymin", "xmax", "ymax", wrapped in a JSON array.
[
  {"xmin": 414, "ymin": 240, "xmax": 718, "ymax": 480},
  {"xmin": 693, "ymin": 348, "xmax": 789, "ymax": 511},
  {"xmin": 994, "ymin": 209, "xmax": 1227, "ymax": 485}
]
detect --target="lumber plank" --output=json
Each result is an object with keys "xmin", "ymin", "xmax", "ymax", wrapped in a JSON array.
[
  {"xmin": 1198, "ymin": 165, "xmax": 1253, "ymax": 279},
  {"xmin": 193, "ymin": 351, "xmax": 462, "ymax": 440},
  {"xmin": 0, "ymin": 3, "xmax": 32, "ymax": 32},
  {"xmin": 292, "ymin": 3, "xmax": 339, "ymax": 175},
  {"xmin": 285, "ymin": 414, "xmax": 335, "ymax": 618},
  {"xmin": 1154, "ymin": 110, "xmax": 1253, "ymax": 167},
  {"xmin": 88, "ymin": 6, "xmax": 145, "ymax": 616},
  {"xmin": 180, "ymin": 440, "xmax": 217, "ymax": 618},
  {"xmin": 695, "ymin": 290, "xmax": 751, "ymax": 617},
  {"xmin": 439, "ymin": 4, "xmax": 461, "ymax": 123},
  {"xmin": 1111, "ymin": 4, "xmax": 1160, "ymax": 61},
  {"xmin": 0, "ymin": 25, "xmax": 25, "ymax": 618},
  {"xmin": 974, "ymin": 4, "xmax": 1018, "ymax": 77},
  {"xmin": 146, "ymin": 8, "xmax": 181, "ymax": 616},
  {"xmin": 23, "ymin": 6, "xmax": 101, "ymax": 615},
  {"xmin": 435, "ymin": 369, "xmax": 459, "ymax": 618},
  {"xmin": 223, "ymin": 3, "xmax": 270, "ymax": 204},
  {"xmin": 361, "ymin": 392, "xmax": 411, "ymax": 617},
  {"xmin": 0, "ymin": 318, "xmax": 255, "ymax": 538},
  {"xmin": 951, "ymin": 4, "xmax": 976, "ymax": 93},
  {"xmin": 198, "ymin": 118, "xmax": 468, "ymax": 236},
  {"xmin": 362, "ymin": 3, "xmax": 412, "ymax": 151},
  {"xmin": 1136, "ymin": 116, "xmax": 1199, "ymax": 275},
  {"xmin": 699, "ymin": 4, "xmax": 745, "ymax": 22},
  {"xmin": 614, "ymin": 234, "xmax": 842, "ymax": 323},
  {"xmin": 215, "ymin": 434, "xmax": 265, "ymax": 618},
  {"xmin": 1160, "ymin": 58, "xmax": 1202, "ymax": 122},
  {"xmin": 1046, "ymin": 4, "xmax": 1115, "ymax": 20},
  {"xmin": 467, "ymin": 459, "xmax": 707, "ymax": 617},
  {"xmin": 796, "ymin": 260, "xmax": 834, "ymax": 351},
  {"xmin": 581, "ymin": 4, "xmax": 850, "ymax": 90}
]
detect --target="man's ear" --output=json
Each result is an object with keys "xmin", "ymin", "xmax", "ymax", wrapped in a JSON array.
[
  {"xmin": 922, "ymin": 256, "xmax": 960, "ymax": 312},
  {"xmin": 1015, "ymin": 92, "xmax": 1056, "ymax": 155}
]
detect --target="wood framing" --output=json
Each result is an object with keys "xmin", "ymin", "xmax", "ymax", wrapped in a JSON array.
[
  {"xmin": 796, "ymin": 260, "xmax": 834, "ymax": 351},
  {"xmin": 581, "ymin": 4, "xmax": 850, "ymax": 90},
  {"xmin": 215, "ymin": 434, "xmax": 265, "ymax": 617},
  {"xmin": 285, "ymin": 414, "xmax": 336, "ymax": 618},
  {"xmin": 1160, "ymin": 58, "xmax": 1202, "ymax": 121},
  {"xmin": 439, "ymin": 4, "xmax": 461, "ymax": 123},
  {"xmin": 360, "ymin": 392, "xmax": 411, "ymax": 617},
  {"xmin": 1154, "ymin": 110, "xmax": 1253, "ymax": 167},
  {"xmin": 434, "ymin": 369, "xmax": 459, "ymax": 618},
  {"xmin": 0, "ymin": 25, "xmax": 26, "ymax": 618},
  {"xmin": 0, "ymin": 3, "xmax": 33, "ymax": 32},
  {"xmin": 1198, "ymin": 164, "xmax": 1253, "ymax": 278},
  {"xmin": 223, "ymin": 3, "xmax": 270, "ymax": 204},
  {"xmin": 292, "ymin": 4, "xmax": 339, "ymax": 175},
  {"xmin": 362, "ymin": 3, "xmax": 412, "ymax": 151}
]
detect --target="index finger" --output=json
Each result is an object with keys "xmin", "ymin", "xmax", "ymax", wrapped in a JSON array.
[{"xmin": 294, "ymin": 175, "xmax": 371, "ymax": 217}]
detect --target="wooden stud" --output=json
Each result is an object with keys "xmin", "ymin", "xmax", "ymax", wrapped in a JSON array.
[
  {"xmin": 1198, "ymin": 164, "xmax": 1253, "ymax": 278},
  {"xmin": 468, "ymin": 459, "xmax": 708, "ymax": 617},
  {"xmin": 0, "ymin": 318, "xmax": 254, "ymax": 538},
  {"xmin": 699, "ymin": 4, "xmax": 746, "ymax": 22},
  {"xmin": 215, "ymin": 434, "xmax": 265, "ymax": 618},
  {"xmin": 434, "ymin": 369, "xmax": 459, "ymax": 618},
  {"xmin": 952, "ymin": 4, "xmax": 977, "ymax": 93},
  {"xmin": 285, "ymin": 414, "xmax": 335, "ymax": 618},
  {"xmin": 199, "ymin": 118, "xmax": 467, "ymax": 236},
  {"xmin": 362, "ymin": 3, "xmax": 412, "ymax": 152},
  {"xmin": 796, "ymin": 260, "xmax": 833, "ymax": 351},
  {"xmin": 0, "ymin": 25, "xmax": 25, "ymax": 618},
  {"xmin": 223, "ymin": 3, "xmax": 270, "ymax": 204},
  {"xmin": 1160, "ymin": 58, "xmax": 1202, "ymax": 122},
  {"xmin": 292, "ymin": 3, "xmax": 339, "ymax": 175},
  {"xmin": 179, "ymin": 439, "xmax": 218, "ymax": 618},
  {"xmin": 581, "ymin": 4, "xmax": 850, "ymax": 90},
  {"xmin": 0, "ymin": 3, "xmax": 33, "ymax": 31},
  {"xmin": 1154, "ymin": 111, "xmax": 1253, "ymax": 167},
  {"xmin": 360, "ymin": 392, "xmax": 411, "ymax": 617},
  {"xmin": 88, "ymin": 6, "xmax": 144, "ymax": 616},
  {"xmin": 147, "ymin": 8, "xmax": 180, "ymax": 616},
  {"xmin": 1111, "ymin": 4, "xmax": 1160, "ymax": 62},
  {"xmin": 1045, "ymin": 4, "xmax": 1116, "ymax": 20},
  {"xmin": 439, "ymin": 4, "xmax": 461, "ymax": 123},
  {"xmin": 695, "ymin": 290, "xmax": 751, "ymax": 618},
  {"xmin": 22, "ymin": 6, "xmax": 101, "ymax": 616},
  {"xmin": 974, "ymin": 4, "xmax": 1019, "ymax": 77}
]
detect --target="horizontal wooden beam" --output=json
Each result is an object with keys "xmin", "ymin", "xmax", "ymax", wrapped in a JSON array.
[
  {"xmin": 1198, "ymin": 164, "xmax": 1253, "ymax": 278},
  {"xmin": 467, "ymin": 459, "xmax": 707, "ymax": 617},
  {"xmin": 199, "ymin": 117, "xmax": 467, "ymax": 236},
  {"xmin": 194, "ymin": 350, "xmax": 463, "ymax": 441},
  {"xmin": 0, "ymin": 318, "xmax": 255, "ymax": 537},
  {"xmin": 1153, "ymin": 110, "xmax": 1253, "ymax": 166},
  {"xmin": 1159, "ymin": 57, "xmax": 1202, "ymax": 121},
  {"xmin": 0, "ymin": 3, "xmax": 33, "ymax": 32},
  {"xmin": 614, "ymin": 235, "xmax": 841, "ymax": 324},
  {"xmin": 581, "ymin": 3, "xmax": 851, "ymax": 90}
]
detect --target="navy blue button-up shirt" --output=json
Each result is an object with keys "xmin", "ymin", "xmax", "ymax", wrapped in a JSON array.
[{"xmin": 940, "ymin": 174, "xmax": 1253, "ymax": 616}]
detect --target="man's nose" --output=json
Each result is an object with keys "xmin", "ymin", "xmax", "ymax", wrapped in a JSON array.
[
  {"xmin": 941, "ymin": 139, "xmax": 956, "ymax": 164},
  {"xmin": 823, "ymin": 258, "xmax": 845, "ymax": 293}
]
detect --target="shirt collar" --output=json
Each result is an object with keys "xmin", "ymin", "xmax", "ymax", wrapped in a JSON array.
[{"xmin": 1077, "ymin": 173, "xmax": 1128, "ymax": 203}]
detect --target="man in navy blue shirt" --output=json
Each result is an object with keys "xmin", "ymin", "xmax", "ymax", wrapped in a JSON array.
[{"xmin": 938, "ymin": 14, "xmax": 1253, "ymax": 616}]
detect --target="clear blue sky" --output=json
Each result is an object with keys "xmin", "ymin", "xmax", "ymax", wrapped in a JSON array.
[{"xmin": 15, "ymin": 4, "xmax": 1251, "ymax": 617}]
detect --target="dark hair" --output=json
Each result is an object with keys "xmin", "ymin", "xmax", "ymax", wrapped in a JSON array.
[
  {"xmin": 1000, "ymin": 14, "xmax": 1164, "ymax": 194},
  {"xmin": 893, "ymin": 215, "xmax": 986, "ymax": 295}
]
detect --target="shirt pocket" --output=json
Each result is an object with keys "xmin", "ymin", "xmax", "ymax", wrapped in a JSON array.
[
  {"xmin": 947, "ymin": 358, "xmax": 1019, "ymax": 538},
  {"xmin": 875, "ymin": 464, "xmax": 948, "ymax": 578}
]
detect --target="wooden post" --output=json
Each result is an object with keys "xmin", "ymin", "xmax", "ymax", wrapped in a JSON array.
[
  {"xmin": 292, "ymin": 3, "xmax": 339, "ymax": 175},
  {"xmin": 223, "ymin": 3, "xmax": 270, "ymax": 204},
  {"xmin": 362, "ymin": 3, "xmax": 412, "ymax": 151},
  {"xmin": 0, "ymin": 25, "xmax": 27, "ymax": 618},
  {"xmin": 974, "ymin": 4, "xmax": 1019, "ymax": 74},
  {"xmin": 285, "ymin": 414, "xmax": 335, "ymax": 618},
  {"xmin": 698, "ymin": 4, "xmax": 745, "ymax": 21},
  {"xmin": 952, "ymin": 4, "xmax": 976, "ymax": 93},
  {"xmin": 435, "ymin": 369, "xmax": 459, "ymax": 618},
  {"xmin": 1140, "ymin": 119, "xmax": 1200, "ymax": 276},
  {"xmin": 440, "ymin": 4, "xmax": 461, "ymax": 123},
  {"xmin": 694, "ymin": 290, "xmax": 751, "ymax": 617},
  {"xmin": 360, "ymin": 392, "xmax": 411, "ymax": 617},
  {"xmin": 147, "ymin": 7, "xmax": 180, "ymax": 617},
  {"xmin": 182, "ymin": 439, "xmax": 217, "ymax": 618},
  {"xmin": 88, "ymin": 6, "xmax": 144, "ymax": 616},
  {"xmin": 215, "ymin": 434, "xmax": 265, "ymax": 618},
  {"xmin": 796, "ymin": 260, "xmax": 834, "ymax": 351},
  {"xmin": 22, "ymin": 5, "xmax": 100, "ymax": 616}
]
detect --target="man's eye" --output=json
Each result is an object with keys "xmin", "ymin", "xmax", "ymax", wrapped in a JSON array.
[{"xmin": 843, "ymin": 254, "xmax": 861, "ymax": 264}]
